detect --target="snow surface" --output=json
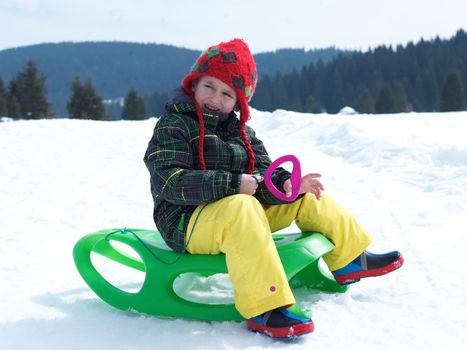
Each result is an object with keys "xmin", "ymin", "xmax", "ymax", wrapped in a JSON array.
[{"xmin": 1, "ymin": 110, "xmax": 467, "ymax": 349}]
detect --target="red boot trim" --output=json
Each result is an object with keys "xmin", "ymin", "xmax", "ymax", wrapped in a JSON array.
[
  {"xmin": 334, "ymin": 255, "xmax": 404, "ymax": 285},
  {"xmin": 246, "ymin": 319, "xmax": 314, "ymax": 338}
]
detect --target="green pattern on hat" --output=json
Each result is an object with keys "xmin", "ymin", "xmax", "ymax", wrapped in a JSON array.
[
  {"xmin": 245, "ymin": 86, "xmax": 253, "ymax": 98},
  {"xmin": 191, "ymin": 62, "xmax": 199, "ymax": 72},
  {"xmin": 207, "ymin": 48, "xmax": 220, "ymax": 57}
]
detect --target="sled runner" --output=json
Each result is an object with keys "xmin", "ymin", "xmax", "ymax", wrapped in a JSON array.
[{"xmin": 73, "ymin": 228, "xmax": 348, "ymax": 321}]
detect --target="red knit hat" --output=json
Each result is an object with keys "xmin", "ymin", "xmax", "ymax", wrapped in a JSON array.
[{"xmin": 182, "ymin": 38, "xmax": 258, "ymax": 174}]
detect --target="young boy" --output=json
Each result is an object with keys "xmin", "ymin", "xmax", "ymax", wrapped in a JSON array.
[{"xmin": 144, "ymin": 38, "xmax": 403, "ymax": 338}]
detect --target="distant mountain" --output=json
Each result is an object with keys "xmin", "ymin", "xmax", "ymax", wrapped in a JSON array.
[
  {"xmin": 254, "ymin": 47, "xmax": 344, "ymax": 77},
  {"xmin": 0, "ymin": 41, "xmax": 343, "ymax": 115}
]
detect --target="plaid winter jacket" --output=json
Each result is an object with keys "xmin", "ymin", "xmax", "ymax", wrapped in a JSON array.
[{"xmin": 144, "ymin": 90, "xmax": 292, "ymax": 252}]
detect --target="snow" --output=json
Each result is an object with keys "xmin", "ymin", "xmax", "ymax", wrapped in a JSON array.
[
  {"xmin": 338, "ymin": 106, "xmax": 358, "ymax": 115},
  {"xmin": 1, "ymin": 110, "xmax": 467, "ymax": 349}
]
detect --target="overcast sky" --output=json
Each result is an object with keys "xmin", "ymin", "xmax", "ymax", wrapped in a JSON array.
[{"xmin": 1, "ymin": 0, "xmax": 467, "ymax": 53}]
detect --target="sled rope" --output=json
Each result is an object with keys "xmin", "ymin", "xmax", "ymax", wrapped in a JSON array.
[{"xmin": 104, "ymin": 204, "xmax": 208, "ymax": 265}]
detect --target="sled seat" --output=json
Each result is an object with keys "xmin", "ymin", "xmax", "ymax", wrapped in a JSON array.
[{"xmin": 73, "ymin": 228, "xmax": 348, "ymax": 322}]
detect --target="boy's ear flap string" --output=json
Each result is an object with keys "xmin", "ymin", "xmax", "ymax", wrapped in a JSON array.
[
  {"xmin": 238, "ymin": 97, "xmax": 255, "ymax": 174},
  {"xmin": 187, "ymin": 90, "xmax": 207, "ymax": 170}
]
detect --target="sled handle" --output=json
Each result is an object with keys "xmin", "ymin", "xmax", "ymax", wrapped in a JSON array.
[{"xmin": 264, "ymin": 154, "xmax": 301, "ymax": 201}]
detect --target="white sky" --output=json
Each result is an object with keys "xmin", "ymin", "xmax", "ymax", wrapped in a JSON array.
[{"xmin": 1, "ymin": 0, "xmax": 467, "ymax": 53}]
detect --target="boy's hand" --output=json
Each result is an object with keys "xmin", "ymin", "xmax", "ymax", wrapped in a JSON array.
[
  {"xmin": 283, "ymin": 173, "xmax": 324, "ymax": 200},
  {"xmin": 240, "ymin": 174, "xmax": 263, "ymax": 195}
]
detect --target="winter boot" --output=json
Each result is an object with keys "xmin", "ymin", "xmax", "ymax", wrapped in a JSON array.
[
  {"xmin": 246, "ymin": 305, "xmax": 314, "ymax": 338},
  {"xmin": 332, "ymin": 250, "xmax": 404, "ymax": 285}
]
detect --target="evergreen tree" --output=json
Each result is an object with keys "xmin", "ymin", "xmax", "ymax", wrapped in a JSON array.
[
  {"xmin": 7, "ymin": 95, "xmax": 22, "ymax": 118},
  {"xmin": 440, "ymin": 68, "xmax": 466, "ymax": 111},
  {"xmin": 67, "ymin": 77, "xmax": 85, "ymax": 118},
  {"xmin": 122, "ymin": 88, "xmax": 147, "ymax": 120},
  {"xmin": 251, "ymin": 75, "xmax": 272, "ymax": 111},
  {"xmin": 270, "ymin": 74, "xmax": 288, "ymax": 110},
  {"xmin": 283, "ymin": 70, "xmax": 301, "ymax": 111},
  {"xmin": 375, "ymin": 84, "xmax": 396, "ymax": 114},
  {"xmin": 13, "ymin": 60, "xmax": 51, "ymax": 118},
  {"xmin": 67, "ymin": 77, "xmax": 107, "ymax": 119},
  {"xmin": 393, "ymin": 82, "xmax": 408, "ymax": 112},
  {"xmin": 357, "ymin": 88, "xmax": 375, "ymax": 114},
  {"xmin": 326, "ymin": 69, "xmax": 345, "ymax": 113},
  {"xmin": 145, "ymin": 91, "xmax": 169, "ymax": 117},
  {"xmin": 305, "ymin": 95, "xmax": 323, "ymax": 113},
  {"xmin": 0, "ymin": 78, "xmax": 7, "ymax": 117},
  {"xmin": 311, "ymin": 79, "xmax": 324, "ymax": 111},
  {"xmin": 298, "ymin": 65, "xmax": 311, "ymax": 108},
  {"xmin": 7, "ymin": 79, "xmax": 22, "ymax": 119},
  {"xmin": 83, "ymin": 79, "xmax": 107, "ymax": 120},
  {"xmin": 288, "ymin": 96, "xmax": 302, "ymax": 112},
  {"xmin": 421, "ymin": 70, "xmax": 440, "ymax": 111}
]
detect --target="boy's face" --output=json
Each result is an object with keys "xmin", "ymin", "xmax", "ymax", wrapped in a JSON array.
[{"xmin": 193, "ymin": 76, "xmax": 237, "ymax": 114}]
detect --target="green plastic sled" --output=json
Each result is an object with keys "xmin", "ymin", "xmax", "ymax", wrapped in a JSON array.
[{"xmin": 73, "ymin": 228, "xmax": 348, "ymax": 322}]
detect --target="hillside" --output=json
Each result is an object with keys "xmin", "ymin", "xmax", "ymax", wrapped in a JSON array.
[{"xmin": 0, "ymin": 42, "xmax": 342, "ymax": 115}]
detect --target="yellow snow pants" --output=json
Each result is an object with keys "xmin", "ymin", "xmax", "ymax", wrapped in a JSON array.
[{"xmin": 185, "ymin": 193, "xmax": 372, "ymax": 319}]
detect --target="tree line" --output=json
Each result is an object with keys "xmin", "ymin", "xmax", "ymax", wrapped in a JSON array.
[
  {"xmin": 0, "ymin": 42, "xmax": 342, "ymax": 117},
  {"xmin": 1, "ymin": 30, "xmax": 467, "ymax": 120},
  {"xmin": 0, "ymin": 60, "xmax": 152, "ymax": 120},
  {"xmin": 251, "ymin": 29, "xmax": 467, "ymax": 114}
]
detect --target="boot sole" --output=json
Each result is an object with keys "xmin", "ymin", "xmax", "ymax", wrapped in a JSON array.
[
  {"xmin": 334, "ymin": 255, "xmax": 404, "ymax": 285},
  {"xmin": 246, "ymin": 319, "xmax": 314, "ymax": 338}
]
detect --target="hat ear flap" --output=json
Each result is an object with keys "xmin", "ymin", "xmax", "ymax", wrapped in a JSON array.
[{"xmin": 191, "ymin": 79, "xmax": 199, "ymax": 92}]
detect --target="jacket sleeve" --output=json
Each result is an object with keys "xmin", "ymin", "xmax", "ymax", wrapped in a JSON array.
[
  {"xmin": 247, "ymin": 126, "xmax": 295, "ymax": 205},
  {"xmin": 144, "ymin": 117, "xmax": 241, "ymax": 206}
]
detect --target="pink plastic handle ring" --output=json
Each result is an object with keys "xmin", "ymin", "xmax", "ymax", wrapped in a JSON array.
[{"xmin": 264, "ymin": 155, "xmax": 301, "ymax": 202}]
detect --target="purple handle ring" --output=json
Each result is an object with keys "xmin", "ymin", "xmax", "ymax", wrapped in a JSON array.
[{"xmin": 264, "ymin": 155, "xmax": 301, "ymax": 202}]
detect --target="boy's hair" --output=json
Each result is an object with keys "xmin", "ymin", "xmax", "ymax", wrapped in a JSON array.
[{"xmin": 181, "ymin": 38, "xmax": 258, "ymax": 174}]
